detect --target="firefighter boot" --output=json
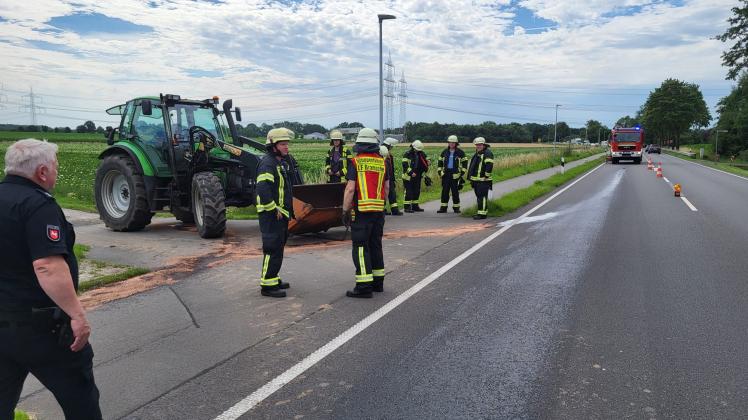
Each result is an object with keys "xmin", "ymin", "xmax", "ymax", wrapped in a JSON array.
[
  {"xmin": 261, "ymin": 285, "xmax": 287, "ymax": 298},
  {"xmin": 391, "ymin": 208, "xmax": 403, "ymax": 216},
  {"xmin": 453, "ymin": 207, "xmax": 461, "ymax": 213},
  {"xmin": 277, "ymin": 279, "xmax": 290, "ymax": 289},
  {"xmin": 413, "ymin": 204, "xmax": 425, "ymax": 212},
  {"xmin": 437, "ymin": 206, "xmax": 448, "ymax": 213},
  {"xmin": 404, "ymin": 204, "xmax": 414, "ymax": 213},
  {"xmin": 372, "ymin": 277, "xmax": 384, "ymax": 292},
  {"xmin": 472, "ymin": 214, "xmax": 487, "ymax": 220},
  {"xmin": 346, "ymin": 283, "xmax": 373, "ymax": 298}
]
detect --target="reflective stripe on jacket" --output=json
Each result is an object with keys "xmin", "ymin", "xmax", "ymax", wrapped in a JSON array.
[
  {"xmin": 353, "ymin": 152, "xmax": 386, "ymax": 212},
  {"xmin": 256, "ymin": 153, "xmax": 294, "ymax": 218},
  {"xmin": 437, "ymin": 147, "xmax": 467, "ymax": 179},
  {"xmin": 467, "ymin": 148, "xmax": 494, "ymax": 182}
]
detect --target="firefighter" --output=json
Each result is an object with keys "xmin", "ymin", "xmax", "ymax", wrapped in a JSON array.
[
  {"xmin": 382, "ymin": 137, "xmax": 402, "ymax": 215},
  {"xmin": 256, "ymin": 128, "xmax": 295, "ymax": 298},
  {"xmin": 342, "ymin": 128, "xmax": 389, "ymax": 298},
  {"xmin": 467, "ymin": 137, "xmax": 494, "ymax": 220},
  {"xmin": 437, "ymin": 135, "xmax": 467, "ymax": 213},
  {"xmin": 401, "ymin": 140, "xmax": 429, "ymax": 212},
  {"xmin": 325, "ymin": 129, "xmax": 352, "ymax": 183}
]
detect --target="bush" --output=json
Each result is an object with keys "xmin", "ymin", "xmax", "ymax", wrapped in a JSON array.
[{"xmin": 739, "ymin": 150, "xmax": 748, "ymax": 162}]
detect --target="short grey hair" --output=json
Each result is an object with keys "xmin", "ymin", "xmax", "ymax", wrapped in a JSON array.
[{"xmin": 4, "ymin": 139, "xmax": 59, "ymax": 178}]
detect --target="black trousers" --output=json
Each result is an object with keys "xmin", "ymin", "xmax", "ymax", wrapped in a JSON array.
[
  {"xmin": 259, "ymin": 212, "xmax": 289, "ymax": 287},
  {"xmin": 327, "ymin": 175, "xmax": 343, "ymax": 183},
  {"xmin": 473, "ymin": 181, "xmax": 491, "ymax": 215},
  {"xmin": 387, "ymin": 179, "xmax": 398, "ymax": 210},
  {"xmin": 0, "ymin": 326, "xmax": 102, "ymax": 420},
  {"xmin": 440, "ymin": 172, "xmax": 460, "ymax": 208},
  {"xmin": 403, "ymin": 175, "xmax": 422, "ymax": 207},
  {"xmin": 351, "ymin": 211, "xmax": 385, "ymax": 283}
]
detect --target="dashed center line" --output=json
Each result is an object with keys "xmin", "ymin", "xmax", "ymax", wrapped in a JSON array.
[{"xmin": 681, "ymin": 196, "xmax": 698, "ymax": 211}]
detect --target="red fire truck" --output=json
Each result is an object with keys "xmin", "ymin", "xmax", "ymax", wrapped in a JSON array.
[{"xmin": 609, "ymin": 126, "xmax": 644, "ymax": 164}]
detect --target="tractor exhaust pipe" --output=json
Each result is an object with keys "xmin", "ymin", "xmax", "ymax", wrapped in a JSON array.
[{"xmin": 222, "ymin": 99, "xmax": 241, "ymax": 146}]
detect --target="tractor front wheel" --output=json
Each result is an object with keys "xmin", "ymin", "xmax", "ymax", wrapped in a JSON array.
[
  {"xmin": 192, "ymin": 172, "xmax": 226, "ymax": 238},
  {"xmin": 95, "ymin": 155, "xmax": 152, "ymax": 231}
]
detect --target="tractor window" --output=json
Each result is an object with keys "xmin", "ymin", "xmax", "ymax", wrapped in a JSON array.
[
  {"xmin": 132, "ymin": 103, "xmax": 169, "ymax": 168},
  {"xmin": 169, "ymin": 105, "xmax": 220, "ymax": 143}
]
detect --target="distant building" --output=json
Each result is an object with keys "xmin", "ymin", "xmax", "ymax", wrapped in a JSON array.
[{"xmin": 303, "ymin": 132, "xmax": 326, "ymax": 140}]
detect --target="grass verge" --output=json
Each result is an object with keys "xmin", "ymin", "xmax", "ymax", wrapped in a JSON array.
[
  {"xmin": 74, "ymin": 243, "xmax": 150, "ymax": 293},
  {"xmin": 463, "ymin": 157, "xmax": 604, "ymax": 217},
  {"xmin": 663, "ymin": 150, "xmax": 748, "ymax": 178},
  {"xmin": 14, "ymin": 410, "xmax": 31, "ymax": 420}
]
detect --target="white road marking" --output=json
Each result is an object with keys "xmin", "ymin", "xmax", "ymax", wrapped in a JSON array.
[
  {"xmin": 681, "ymin": 196, "xmax": 698, "ymax": 212},
  {"xmin": 667, "ymin": 154, "xmax": 748, "ymax": 181},
  {"xmin": 663, "ymin": 177, "xmax": 670, "ymax": 184},
  {"xmin": 212, "ymin": 164, "xmax": 606, "ymax": 420}
]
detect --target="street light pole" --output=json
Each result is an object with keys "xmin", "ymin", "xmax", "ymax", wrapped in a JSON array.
[{"xmin": 378, "ymin": 14, "xmax": 396, "ymax": 143}]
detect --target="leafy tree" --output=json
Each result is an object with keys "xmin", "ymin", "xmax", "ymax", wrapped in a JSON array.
[
  {"xmin": 715, "ymin": 72, "xmax": 748, "ymax": 155},
  {"xmin": 640, "ymin": 79, "xmax": 711, "ymax": 149},
  {"xmin": 585, "ymin": 120, "xmax": 607, "ymax": 142},
  {"xmin": 716, "ymin": 0, "xmax": 748, "ymax": 80},
  {"xmin": 615, "ymin": 115, "xmax": 640, "ymax": 128}
]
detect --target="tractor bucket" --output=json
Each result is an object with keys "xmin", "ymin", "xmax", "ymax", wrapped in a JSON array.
[{"xmin": 288, "ymin": 183, "xmax": 346, "ymax": 235}]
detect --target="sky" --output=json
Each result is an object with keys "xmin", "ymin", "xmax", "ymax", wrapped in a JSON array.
[{"xmin": 0, "ymin": 0, "xmax": 739, "ymax": 134}]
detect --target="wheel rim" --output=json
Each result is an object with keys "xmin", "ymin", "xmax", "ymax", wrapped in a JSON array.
[
  {"xmin": 101, "ymin": 170, "xmax": 130, "ymax": 218},
  {"xmin": 192, "ymin": 181, "xmax": 204, "ymax": 227}
]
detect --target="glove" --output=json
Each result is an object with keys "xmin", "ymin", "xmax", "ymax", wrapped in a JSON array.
[
  {"xmin": 437, "ymin": 170, "xmax": 444, "ymax": 177},
  {"xmin": 458, "ymin": 179, "xmax": 464, "ymax": 190},
  {"xmin": 424, "ymin": 176, "xmax": 433, "ymax": 187},
  {"xmin": 342, "ymin": 210, "xmax": 352, "ymax": 227}
]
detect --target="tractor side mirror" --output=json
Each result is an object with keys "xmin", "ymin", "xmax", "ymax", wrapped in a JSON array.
[
  {"xmin": 105, "ymin": 126, "xmax": 115, "ymax": 145},
  {"xmin": 141, "ymin": 100, "xmax": 152, "ymax": 116},
  {"xmin": 235, "ymin": 107, "xmax": 242, "ymax": 122}
]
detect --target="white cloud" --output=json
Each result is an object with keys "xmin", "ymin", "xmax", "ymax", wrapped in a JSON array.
[{"xmin": 0, "ymin": 0, "xmax": 737, "ymax": 128}]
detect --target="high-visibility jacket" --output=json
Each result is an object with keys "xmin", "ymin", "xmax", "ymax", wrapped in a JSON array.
[
  {"xmin": 437, "ymin": 147, "xmax": 467, "ymax": 180},
  {"xmin": 325, "ymin": 145, "xmax": 352, "ymax": 178},
  {"xmin": 256, "ymin": 153, "xmax": 294, "ymax": 218},
  {"xmin": 352, "ymin": 152, "xmax": 387, "ymax": 212},
  {"xmin": 467, "ymin": 147, "xmax": 494, "ymax": 182},
  {"xmin": 401, "ymin": 149, "xmax": 429, "ymax": 181}
]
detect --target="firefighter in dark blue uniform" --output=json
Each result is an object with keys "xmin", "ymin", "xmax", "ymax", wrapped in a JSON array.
[
  {"xmin": 0, "ymin": 139, "xmax": 102, "ymax": 420},
  {"xmin": 256, "ymin": 128, "xmax": 295, "ymax": 298},
  {"xmin": 342, "ymin": 128, "xmax": 390, "ymax": 298},
  {"xmin": 325, "ymin": 129, "xmax": 352, "ymax": 183},
  {"xmin": 437, "ymin": 135, "xmax": 467, "ymax": 213},
  {"xmin": 401, "ymin": 140, "xmax": 428, "ymax": 213},
  {"xmin": 382, "ymin": 137, "xmax": 402, "ymax": 215},
  {"xmin": 467, "ymin": 137, "xmax": 494, "ymax": 220}
]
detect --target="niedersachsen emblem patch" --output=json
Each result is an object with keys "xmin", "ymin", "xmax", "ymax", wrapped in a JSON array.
[{"xmin": 47, "ymin": 225, "xmax": 61, "ymax": 242}]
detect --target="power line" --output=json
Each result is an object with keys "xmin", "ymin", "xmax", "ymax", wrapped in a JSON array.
[{"xmin": 408, "ymin": 100, "xmax": 588, "ymax": 125}]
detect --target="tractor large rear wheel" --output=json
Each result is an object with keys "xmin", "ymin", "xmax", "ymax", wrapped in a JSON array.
[
  {"xmin": 192, "ymin": 172, "xmax": 226, "ymax": 238},
  {"xmin": 95, "ymin": 155, "xmax": 152, "ymax": 231}
]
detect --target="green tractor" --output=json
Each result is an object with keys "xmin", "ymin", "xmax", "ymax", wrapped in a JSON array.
[{"xmin": 95, "ymin": 94, "xmax": 334, "ymax": 239}]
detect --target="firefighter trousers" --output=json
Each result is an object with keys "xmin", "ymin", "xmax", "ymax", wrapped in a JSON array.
[
  {"xmin": 403, "ymin": 175, "xmax": 422, "ymax": 207},
  {"xmin": 440, "ymin": 172, "xmax": 460, "ymax": 209},
  {"xmin": 351, "ymin": 211, "xmax": 385, "ymax": 283},
  {"xmin": 473, "ymin": 181, "xmax": 491, "ymax": 216},
  {"xmin": 387, "ymin": 179, "xmax": 398, "ymax": 211},
  {"xmin": 258, "ymin": 212, "xmax": 289, "ymax": 287},
  {"xmin": 327, "ymin": 175, "xmax": 344, "ymax": 183}
]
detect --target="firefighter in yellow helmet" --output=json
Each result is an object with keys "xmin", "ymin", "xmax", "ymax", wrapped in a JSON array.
[
  {"xmin": 382, "ymin": 137, "xmax": 402, "ymax": 215},
  {"xmin": 467, "ymin": 136, "xmax": 494, "ymax": 220},
  {"xmin": 342, "ymin": 128, "xmax": 389, "ymax": 297},
  {"xmin": 437, "ymin": 135, "xmax": 467, "ymax": 213},
  {"xmin": 256, "ymin": 128, "xmax": 295, "ymax": 297},
  {"xmin": 401, "ymin": 140, "xmax": 429, "ymax": 212},
  {"xmin": 325, "ymin": 129, "xmax": 352, "ymax": 183}
]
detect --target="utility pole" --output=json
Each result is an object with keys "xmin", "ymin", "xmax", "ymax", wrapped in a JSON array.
[
  {"xmin": 384, "ymin": 51, "xmax": 396, "ymax": 136},
  {"xmin": 378, "ymin": 14, "xmax": 396, "ymax": 143},
  {"xmin": 398, "ymin": 71, "xmax": 407, "ymax": 141},
  {"xmin": 21, "ymin": 87, "xmax": 44, "ymax": 127}
]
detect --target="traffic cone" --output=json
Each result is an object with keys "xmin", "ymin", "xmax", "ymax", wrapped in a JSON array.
[
  {"xmin": 656, "ymin": 167, "xmax": 663, "ymax": 178},
  {"xmin": 673, "ymin": 184, "xmax": 681, "ymax": 197},
  {"xmin": 647, "ymin": 160, "xmax": 653, "ymax": 170}
]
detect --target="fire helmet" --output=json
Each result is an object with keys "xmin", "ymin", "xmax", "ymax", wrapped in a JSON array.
[
  {"xmin": 267, "ymin": 128, "xmax": 293, "ymax": 145},
  {"xmin": 411, "ymin": 140, "xmax": 424, "ymax": 151},
  {"xmin": 356, "ymin": 128, "xmax": 379, "ymax": 144},
  {"xmin": 379, "ymin": 145, "xmax": 389, "ymax": 158},
  {"xmin": 473, "ymin": 137, "xmax": 486, "ymax": 145},
  {"xmin": 447, "ymin": 135, "xmax": 459, "ymax": 143}
]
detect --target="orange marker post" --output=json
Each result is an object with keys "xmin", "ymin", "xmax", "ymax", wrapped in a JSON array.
[{"xmin": 673, "ymin": 183, "xmax": 681, "ymax": 197}]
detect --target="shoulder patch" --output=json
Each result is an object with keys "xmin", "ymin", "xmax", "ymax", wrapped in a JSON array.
[{"xmin": 47, "ymin": 225, "xmax": 61, "ymax": 242}]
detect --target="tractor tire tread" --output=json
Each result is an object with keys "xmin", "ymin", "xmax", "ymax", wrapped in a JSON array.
[
  {"xmin": 95, "ymin": 154, "xmax": 151, "ymax": 231},
  {"xmin": 193, "ymin": 172, "xmax": 226, "ymax": 238}
]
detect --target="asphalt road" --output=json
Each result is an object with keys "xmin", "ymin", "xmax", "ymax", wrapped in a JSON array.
[
  {"xmin": 235, "ymin": 154, "xmax": 748, "ymax": 419},
  {"xmin": 19, "ymin": 153, "xmax": 748, "ymax": 419}
]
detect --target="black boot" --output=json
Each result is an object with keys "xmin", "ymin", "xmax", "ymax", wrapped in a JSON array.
[
  {"xmin": 372, "ymin": 277, "xmax": 384, "ymax": 292},
  {"xmin": 391, "ymin": 207, "xmax": 403, "ymax": 216},
  {"xmin": 413, "ymin": 204, "xmax": 425, "ymax": 212},
  {"xmin": 346, "ymin": 283, "xmax": 373, "ymax": 298},
  {"xmin": 277, "ymin": 279, "xmax": 290, "ymax": 289},
  {"xmin": 453, "ymin": 207, "xmax": 461, "ymax": 213},
  {"xmin": 437, "ymin": 206, "xmax": 447, "ymax": 213},
  {"xmin": 261, "ymin": 285, "xmax": 286, "ymax": 298},
  {"xmin": 404, "ymin": 204, "xmax": 414, "ymax": 213},
  {"xmin": 472, "ymin": 214, "xmax": 487, "ymax": 220}
]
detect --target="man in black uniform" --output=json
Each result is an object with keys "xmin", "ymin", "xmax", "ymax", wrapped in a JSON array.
[
  {"xmin": 256, "ymin": 128, "xmax": 295, "ymax": 298},
  {"xmin": 436, "ymin": 135, "xmax": 467, "ymax": 213},
  {"xmin": 467, "ymin": 136, "xmax": 494, "ymax": 220},
  {"xmin": 0, "ymin": 139, "xmax": 102, "ymax": 420}
]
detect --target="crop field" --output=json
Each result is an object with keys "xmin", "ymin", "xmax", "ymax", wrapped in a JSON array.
[{"xmin": 0, "ymin": 132, "xmax": 599, "ymax": 216}]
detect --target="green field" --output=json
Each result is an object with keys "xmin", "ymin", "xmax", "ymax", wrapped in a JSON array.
[{"xmin": 0, "ymin": 132, "xmax": 599, "ymax": 216}]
